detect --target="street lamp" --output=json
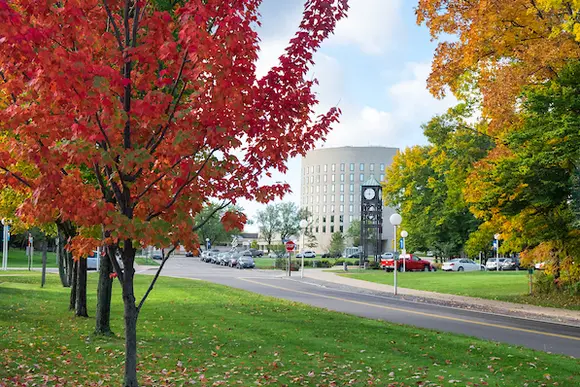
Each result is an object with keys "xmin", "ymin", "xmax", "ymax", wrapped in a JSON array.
[
  {"xmin": 400, "ymin": 230, "xmax": 408, "ymax": 273},
  {"xmin": 299, "ymin": 219, "xmax": 308, "ymax": 279},
  {"xmin": 494, "ymin": 233, "xmax": 501, "ymax": 259},
  {"xmin": 389, "ymin": 213, "xmax": 402, "ymax": 295},
  {"xmin": 205, "ymin": 238, "xmax": 210, "ymax": 251},
  {"xmin": 1, "ymin": 219, "xmax": 9, "ymax": 271}
]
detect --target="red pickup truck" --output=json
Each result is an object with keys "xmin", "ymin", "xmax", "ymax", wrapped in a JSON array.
[{"xmin": 380, "ymin": 254, "xmax": 435, "ymax": 272}]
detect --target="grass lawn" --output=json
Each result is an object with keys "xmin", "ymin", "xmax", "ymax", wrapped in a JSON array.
[
  {"xmin": 1, "ymin": 272, "xmax": 579, "ymax": 386},
  {"xmin": 135, "ymin": 257, "xmax": 160, "ymax": 266},
  {"xmin": 253, "ymin": 257, "xmax": 276, "ymax": 269},
  {"xmin": 1, "ymin": 247, "xmax": 58, "ymax": 268},
  {"xmin": 341, "ymin": 270, "xmax": 580, "ymax": 310}
]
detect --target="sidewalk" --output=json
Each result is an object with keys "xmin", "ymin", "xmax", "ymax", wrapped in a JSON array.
[{"xmin": 302, "ymin": 269, "xmax": 580, "ymax": 326}]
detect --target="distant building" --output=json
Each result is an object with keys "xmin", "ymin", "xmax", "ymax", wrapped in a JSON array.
[{"xmin": 300, "ymin": 146, "xmax": 399, "ymax": 253}]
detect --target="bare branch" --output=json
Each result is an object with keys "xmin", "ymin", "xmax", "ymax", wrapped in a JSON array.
[
  {"xmin": 102, "ymin": 0, "xmax": 124, "ymax": 50},
  {"xmin": 95, "ymin": 112, "xmax": 112, "ymax": 150},
  {"xmin": 148, "ymin": 81, "xmax": 188, "ymax": 154},
  {"xmin": 107, "ymin": 244, "xmax": 125, "ymax": 284},
  {"xmin": 136, "ymin": 246, "xmax": 176, "ymax": 317},
  {"xmin": 146, "ymin": 148, "xmax": 219, "ymax": 220},
  {"xmin": 0, "ymin": 166, "xmax": 32, "ymax": 188},
  {"xmin": 192, "ymin": 201, "xmax": 231, "ymax": 232}
]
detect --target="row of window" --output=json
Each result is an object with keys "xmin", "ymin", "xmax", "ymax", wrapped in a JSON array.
[
  {"xmin": 305, "ymin": 163, "xmax": 386, "ymax": 175},
  {"xmin": 301, "ymin": 204, "xmax": 357, "ymax": 214},
  {"xmin": 304, "ymin": 182, "xmax": 385, "ymax": 195},
  {"xmin": 304, "ymin": 174, "xmax": 385, "ymax": 184},
  {"xmin": 316, "ymin": 224, "xmax": 344, "ymax": 234},
  {"xmin": 303, "ymin": 194, "xmax": 357, "ymax": 204}
]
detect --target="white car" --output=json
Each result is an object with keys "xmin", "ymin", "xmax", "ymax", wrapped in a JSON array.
[
  {"xmin": 442, "ymin": 258, "xmax": 484, "ymax": 272},
  {"xmin": 485, "ymin": 258, "xmax": 508, "ymax": 271},
  {"xmin": 380, "ymin": 252, "xmax": 395, "ymax": 259},
  {"xmin": 535, "ymin": 262, "xmax": 546, "ymax": 270},
  {"xmin": 296, "ymin": 250, "xmax": 316, "ymax": 258}
]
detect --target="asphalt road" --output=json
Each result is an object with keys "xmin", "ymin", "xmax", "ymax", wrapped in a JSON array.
[{"xmin": 144, "ymin": 257, "xmax": 580, "ymax": 358}]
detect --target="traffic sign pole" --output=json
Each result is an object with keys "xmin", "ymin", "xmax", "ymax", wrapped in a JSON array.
[{"xmin": 285, "ymin": 241, "xmax": 295, "ymax": 277}]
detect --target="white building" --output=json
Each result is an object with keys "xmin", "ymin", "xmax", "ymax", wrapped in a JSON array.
[{"xmin": 300, "ymin": 146, "xmax": 399, "ymax": 253}]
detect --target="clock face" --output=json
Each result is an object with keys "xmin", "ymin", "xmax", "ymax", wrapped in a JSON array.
[{"xmin": 363, "ymin": 188, "xmax": 375, "ymax": 200}]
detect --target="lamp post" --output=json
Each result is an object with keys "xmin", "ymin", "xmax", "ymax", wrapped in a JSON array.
[
  {"xmin": 389, "ymin": 213, "xmax": 402, "ymax": 295},
  {"xmin": 494, "ymin": 233, "xmax": 501, "ymax": 259},
  {"xmin": 400, "ymin": 230, "xmax": 408, "ymax": 273},
  {"xmin": 206, "ymin": 238, "xmax": 210, "ymax": 251},
  {"xmin": 299, "ymin": 219, "xmax": 308, "ymax": 279},
  {"xmin": 1, "ymin": 219, "xmax": 9, "ymax": 271}
]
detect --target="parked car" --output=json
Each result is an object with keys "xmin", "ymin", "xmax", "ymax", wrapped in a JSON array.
[
  {"xmin": 500, "ymin": 257, "xmax": 520, "ymax": 270},
  {"xmin": 237, "ymin": 256, "xmax": 255, "ymax": 269},
  {"xmin": 347, "ymin": 252, "xmax": 363, "ymax": 259},
  {"xmin": 380, "ymin": 252, "xmax": 395, "ymax": 259},
  {"xmin": 296, "ymin": 250, "xmax": 316, "ymax": 258},
  {"xmin": 152, "ymin": 253, "xmax": 163, "ymax": 260},
  {"xmin": 442, "ymin": 258, "xmax": 484, "ymax": 272},
  {"xmin": 485, "ymin": 258, "xmax": 508, "ymax": 271},
  {"xmin": 87, "ymin": 250, "xmax": 99, "ymax": 270},
  {"xmin": 185, "ymin": 251, "xmax": 194, "ymax": 257},
  {"xmin": 535, "ymin": 261, "xmax": 546, "ymax": 270},
  {"xmin": 228, "ymin": 252, "xmax": 242, "ymax": 267},
  {"xmin": 217, "ymin": 253, "xmax": 231, "ymax": 265},
  {"xmin": 268, "ymin": 251, "xmax": 278, "ymax": 258},
  {"xmin": 381, "ymin": 254, "xmax": 435, "ymax": 272},
  {"xmin": 322, "ymin": 251, "xmax": 341, "ymax": 258},
  {"xmin": 248, "ymin": 248, "xmax": 263, "ymax": 257}
]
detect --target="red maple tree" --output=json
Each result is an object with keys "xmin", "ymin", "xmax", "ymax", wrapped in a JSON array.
[{"xmin": 0, "ymin": 0, "xmax": 348, "ymax": 385}]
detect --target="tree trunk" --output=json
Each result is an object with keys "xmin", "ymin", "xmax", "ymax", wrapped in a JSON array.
[
  {"xmin": 121, "ymin": 242, "xmax": 139, "ymax": 387},
  {"xmin": 95, "ymin": 246, "xmax": 114, "ymax": 335},
  {"xmin": 41, "ymin": 241, "xmax": 47, "ymax": 288},
  {"xmin": 69, "ymin": 260, "xmax": 77, "ymax": 310},
  {"xmin": 56, "ymin": 235, "xmax": 70, "ymax": 287},
  {"xmin": 76, "ymin": 257, "xmax": 88, "ymax": 317}
]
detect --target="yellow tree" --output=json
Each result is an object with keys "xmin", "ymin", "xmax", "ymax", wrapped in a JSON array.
[{"xmin": 416, "ymin": 0, "xmax": 580, "ymax": 134}]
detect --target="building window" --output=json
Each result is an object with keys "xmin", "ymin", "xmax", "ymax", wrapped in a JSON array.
[
  {"xmin": 331, "ymin": 174, "xmax": 335, "ymax": 182},
  {"xmin": 310, "ymin": 176, "xmax": 314, "ymax": 183},
  {"xmin": 331, "ymin": 164, "xmax": 336, "ymax": 172},
  {"xmin": 340, "ymin": 163, "xmax": 345, "ymax": 171},
  {"xmin": 340, "ymin": 184, "xmax": 344, "ymax": 192},
  {"xmin": 316, "ymin": 165, "xmax": 320, "ymax": 173},
  {"xmin": 349, "ymin": 194, "xmax": 354, "ymax": 202},
  {"xmin": 305, "ymin": 167, "xmax": 308, "ymax": 175},
  {"xmin": 331, "ymin": 194, "xmax": 335, "ymax": 202},
  {"xmin": 316, "ymin": 185, "xmax": 320, "ymax": 193},
  {"xmin": 323, "ymin": 185, "xmax": 327, "ymax": 193},
  {"xmin": 340, "ymin": 174, "xmax": 344, "ymax": 182},
  {"xmin": 331, "ymin": 185, "xmax": 335, "ymax": 192},
  {"xmin": 322, "ymin": 215, "xmax": 327, "ymax": 223},
  {"xmin": 349, "ymin": 173, "xmax": 354, "ymax": 182},
  {"xmin": 315, "ymin": 226, "xmax": 319, "ymax": 233},
  {"xmin": 339, "ymin": 225, "xmax": 343, "ymax": 233},
  {"xmin": 322, "ymin": 225, "xmax": 326, "ymax": 233},
  {"xmin": 380, "ymin": 174, "xmax": 384, "ymax": 181},
  {"xmin": 316, "ymin": 205, "xmax": 319, "ymax": 213},
  {"xmin": 323, "ymin": 195, "xmax": 327, "ymax": 203},
  {"xmin": 350, "ymin": 163, "xmax": 355, "ymax": 171},
  {"xmin": 360, "ymin": 163, "xmax": 364, "ymax": 171},
  {"xmin": 339, "ymin": 215, "xmax": 344, "ymax": 223},
  {"xmin": 349, "ymin": 215, "xmax": 353, "ymax": 222},
  {"xmin": 316, "ymin": 175, "xmax": 320, "ymax": 183},
  {"xmin": 331, "ymin": 204, "xmax": 335, "ymax": 212},
  {"xmin": 311, "ymin": 166, "xmax": 314, "ymax": 173},
  {"xmin": 349, "ymin": 204, "xmax": 354, "ymax": 212},
  {"xmin": 370, "ymin": 163, "xmax": 375, "ymax": 171},
  {"xmin": 349, "ymin": 184, "xmax": 354, "ymax": 192},
  {"xmin": 316, "ymin": 195, "xmax": 320, "ymax": 203},
  {"xmin": 339, "ymin": 204, "xmax": 344, "ymax": 212},
  {"xmin": 360, "ymin": 173, "xmax": 364, "ymax": 181},
  {"xmin": 340, "ymin": 194, "xmax": 344, "ymax": 202},
  {"xmin": 380, "ymin": 163, "xmax": 385, "ymax": 171},
  {"xmin": 330, "ymin": 225, "xmax": 335, "ymax": 233},
  {"xmin": 304, "ymin": 196, "xmax": 308, "ymax": 204},
  {"xmin": 323, "ymin": 164, "xmax": 328, "ymax": 172},
  {"xmin": 323, "ymin": 205, "xmax": 327, "ymax": 213},
  {"xmin": 330, "ymin": 215, "xmax": 335, "ymax": 223},
  {"xmin": 323, "ymin": 175, "xmax": 327, "ymax": 183}
]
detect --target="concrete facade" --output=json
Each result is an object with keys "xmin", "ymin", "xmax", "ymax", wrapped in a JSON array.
[{"xmin": 300, "ymin": 146, "xmax": 399, "ymax": 253}]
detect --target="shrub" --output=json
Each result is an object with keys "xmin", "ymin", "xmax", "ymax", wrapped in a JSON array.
[
  {"xmin": 533, "ymin": 271, "xmax": 556, "ymax": 294},
  {"xmin": 367, "ymin": 261, "xmax": 380, "ymax": 270}
]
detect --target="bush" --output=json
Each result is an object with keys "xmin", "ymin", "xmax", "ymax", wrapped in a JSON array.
[
  {"xmin": 367, "ymin": 261, "xmax": 380, "ymax": 270},
  {"xmin": 533, "ymin": 271, "xmax": 556, "ymax": 294}
]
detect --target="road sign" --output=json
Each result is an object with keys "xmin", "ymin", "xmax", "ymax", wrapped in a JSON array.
[
  {"xmin": 285, "ymin": 240, "xmax": 295, "ymax": 252},
  {"xmin": 399, "ymin": 238, "xmax": 404, "ymax": 249}
]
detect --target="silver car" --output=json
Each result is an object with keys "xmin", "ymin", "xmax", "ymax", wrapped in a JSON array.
[
  {"xmin": 485, "ymin": 258, "xmax": 507, "ymax": 271},
  {"xmin": 237, "ymin": 256, "xmax": 255, "ymax": 269}
]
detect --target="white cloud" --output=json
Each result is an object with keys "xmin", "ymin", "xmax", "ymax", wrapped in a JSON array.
[{"xmin": 332, "ymin": 0, "xmax": 403, "ymax": 55}]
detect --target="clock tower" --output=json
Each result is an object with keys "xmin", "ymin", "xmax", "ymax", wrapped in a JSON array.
[{"xmin": 360, "ymin": 176, "xmax": 383, "ymax": 264}]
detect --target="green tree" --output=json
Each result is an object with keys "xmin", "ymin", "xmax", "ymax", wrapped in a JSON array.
[
  {"xmin": 256, "ymin": 204, "xmax": 281, "ymax": 248},
  {"xmin": 346, "ymin": 220, "xmax": 361, "ymax": 246},
  {"xmin": 329, "ymin": 232, "xmax": 345, "ymax": 256},
  {"xmin": 278, "ymin": 202, "xmax": 301, "ymax": 242},
  {"xmin": 196, "ymin": 203, "xmax": 242, "ymax": 248},
  {"xmin": 384, "ymin": 104, "xmax": 493, "ymax": 258}
]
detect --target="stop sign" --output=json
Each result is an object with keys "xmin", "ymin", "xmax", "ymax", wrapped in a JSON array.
[{"xmin": 285, "ymin": 240, "xmax": 295, "ymax": 252}]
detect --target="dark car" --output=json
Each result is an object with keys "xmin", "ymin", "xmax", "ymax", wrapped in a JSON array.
[
  {"xmin": 237, "ymin": 256, "xmax": 255, "ymax": 269},
  {"xmin": 322, "ymin": 251, "xmax": 341, "ymax": 258},
  {"xmin": 185, "ymin": 251, "xmax": 194, "ymax": 257},
  {"xmin": 152, "ymin": 253, "xmax": 163, "ymax": 260},
  {"xmin": 347, "ymin": 252, "xmax": 363, "ymax": 259}
]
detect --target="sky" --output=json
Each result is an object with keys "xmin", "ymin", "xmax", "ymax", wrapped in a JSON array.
[{"xmin": 241, "ymin": 0, "xmax": 456, "ymax": 232}]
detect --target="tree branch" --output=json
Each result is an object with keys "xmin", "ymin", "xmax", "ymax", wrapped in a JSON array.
[
  {"xmin": 148, "ymin": 80, "xmax": 188, "ymax": 154},
  {"xmin": 107, "ymin": 244, "xmax": 125, "ymax": 284},
  {"xmin": 136, "ymin": 245, "xmax": 176, "ymax": 317},
  {"xmin": 102, "ymin": 0, "xmax": 124, "ymax": 50},
  {"xmin": 146, "ymin": 148, "xmax": 220, "ymax": 220},
  {"xmin": 0, "ymin": 166, "xmax": 32, "ymax": 188},
  {"xmin": 95, "ymin": 112, "xmax": 112, "ymax": 150},
  {"xmin": 192, "ymin": 201, "xmax": 231, "ymax": 232}
]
